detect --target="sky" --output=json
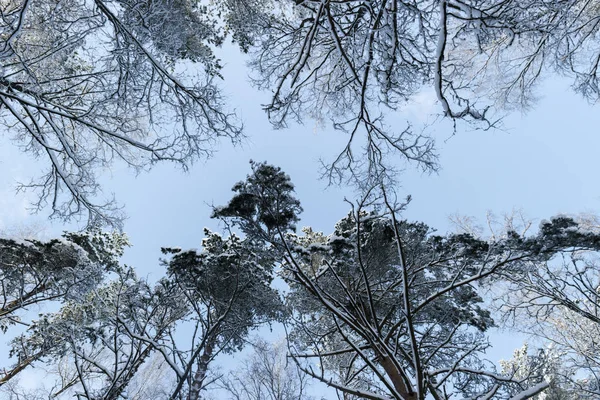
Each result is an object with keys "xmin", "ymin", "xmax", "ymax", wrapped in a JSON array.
[{"xmin": 1, "ymin": 44, "xmax": 600, "ymax": 394}]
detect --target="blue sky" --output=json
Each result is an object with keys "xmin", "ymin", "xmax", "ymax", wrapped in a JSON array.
[{"xmin": 1, "ymin": 46, "xmax": 599, "ymax": 391}]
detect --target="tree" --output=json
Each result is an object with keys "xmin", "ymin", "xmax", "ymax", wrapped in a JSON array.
[
  {"xmin": 498, "ymin": 215, "xmax": 600, "ymax": 399},
  {"xmin": 7, "ymin": 0, "xmax": 597, "ymax": 223},
  {"xmin": 212, "ymin": 160, "xmax": 303, "ymax": 242},
  {"xmin": 234, "ymin": 0, "xmax": 600, "ymax": 182},
  {"xmin": 499, "ymin": 343, "xmax": 579, "ymax": 400},
  {"xmin": 6, "ymin": 268, "xmax": 181, "ymax": 399},
  {"xmin": 0, "ymin": 223, "xmax": 283, "ymax": 400},
  {"xmin": 8, "ymin": 163, "xmax": 600, "ymax": 400},
  {"xmin": 278, "ymin": 206, "xmax": 560, "ymax": 400},
  {"xmin": 0, "ymin": 230, "xmax": 127, "ymax": 387},
  {"xmin": 3, "ymin": 228, "xmax": 283, "ymax": 399},
  {"xmin": 217, "ymin": 338, "xmax": 313, "ymax": 400},
  {"xmin": 213, "ymin": 162, "xmax": 600, "ymax": 400},
  {"xmin": 0, "ymin": 0, "xmax": 241, "ymax": 226},
  {"xmin": 162, "ymin": 229, "xmax": 283, "ymax": 400}
]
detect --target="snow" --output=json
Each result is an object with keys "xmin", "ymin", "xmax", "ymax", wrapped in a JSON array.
[{"xmin": 508, "ymin": 382, "xmax": 550, "ymax": 400}]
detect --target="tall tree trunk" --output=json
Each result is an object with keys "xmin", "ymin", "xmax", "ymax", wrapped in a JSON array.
[
  {"xmin": 378, "ymin": 354, "xmax": 417, "ymax": 400},
  {"xmin": 187, "ymin": 335, "xmax": 217, "ymax": 400}
]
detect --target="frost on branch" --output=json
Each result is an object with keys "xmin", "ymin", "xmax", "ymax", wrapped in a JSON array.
[
  {"xmin": 240, "ymin": 0, "xmax": 600, "ymax": 183},
  {"xmin": 0, "ymin": 231, "xmax": 127, "ymax": 330},
  {"xmin": 0, "ymin": 230, "xmax": 127, "ymax": 389},
  {"xmin": 498, "ymin": 215, "xmax": 600, "ymax": 399},
  {"xmin": 0, "ymin": 0, "xmax": 241, "ymax": 227},
  {"xmin": 213, "ymin": 164, "xmax": 597, "ymax": 399}
]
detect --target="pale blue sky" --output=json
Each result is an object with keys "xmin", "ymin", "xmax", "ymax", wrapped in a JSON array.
[{"xmin": 1, "ymin": 45, "xmax": 599, "ymax": 393}]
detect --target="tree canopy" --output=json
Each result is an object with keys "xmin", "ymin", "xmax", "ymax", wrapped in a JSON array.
[
  {"xmin": 2, "ymin": 164, "xmax": 597, "ymax": 398},
  {"xmin": 1, "ymin": 0, "xmax": 600, "ymax": 397},
  {"xmin": 3, "ymin": 0, "xmax": 600, "ymax": 224},
  {"xmin": 0, "ymin": 0, "xmax": 242, "ymax": 226}
]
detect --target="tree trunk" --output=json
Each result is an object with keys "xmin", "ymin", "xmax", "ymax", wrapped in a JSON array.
[
  {"xmin": 378, "ymin": 354, "xmax": 417, "ymax": 400},
  {"xmin": 187, "ymin": 335, "xmax": 217, "ymax": 400}
]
